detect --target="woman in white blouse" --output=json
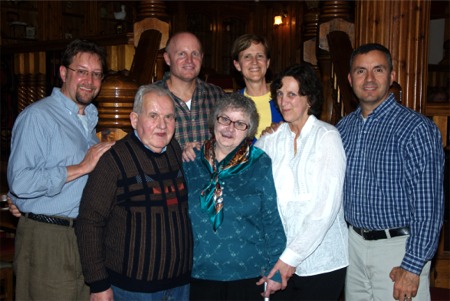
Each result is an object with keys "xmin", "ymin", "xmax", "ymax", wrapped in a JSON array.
[{"xmin": 255, "ymin": 63, "xmax": 348, "ymax": 300}]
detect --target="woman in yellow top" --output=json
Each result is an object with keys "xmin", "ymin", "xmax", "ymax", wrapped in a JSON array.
[{"xmin": 232, "ymin": 34, "xmax": 283, "ymax": 139}]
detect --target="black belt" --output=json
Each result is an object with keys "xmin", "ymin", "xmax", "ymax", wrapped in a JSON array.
[
  {"xmin": 25, "ymin": 213, "xmax": 76, "ymax": 227},
  {"xmin": 352, "ymin": 226, "xmax": 410, "ymax": 240}
]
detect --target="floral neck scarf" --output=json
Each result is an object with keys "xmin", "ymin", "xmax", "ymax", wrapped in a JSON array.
[{"xmin": 200, "ymin": 137, "xmax": 264, "ymax": 231}]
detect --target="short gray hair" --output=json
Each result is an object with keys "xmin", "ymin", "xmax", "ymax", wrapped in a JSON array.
[
  {"xmin": 208, "ymin": 93, "xmax": 259, "ymax": 139},
  {"xmin": 133, "ymin": 84, "xmax": 175, "ymax": 114}
]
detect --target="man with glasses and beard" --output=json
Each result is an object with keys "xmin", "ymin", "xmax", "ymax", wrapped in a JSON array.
[{"xmin": 7, "ymin": 39, "xmax": 114, "ymax": 301}]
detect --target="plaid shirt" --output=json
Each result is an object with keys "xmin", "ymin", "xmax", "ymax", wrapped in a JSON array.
[
  {"xmin": 154, "ymin": 73, "xmax": 225, "ymax": 148},
  {"xmin": 337, "ymin": 94, "xmax": 445, "ymax": 275}
]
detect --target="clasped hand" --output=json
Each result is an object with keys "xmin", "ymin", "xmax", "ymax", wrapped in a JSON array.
[{"xmin": 257, "ymin": 259, "xmax": 296, "ymax": 298}]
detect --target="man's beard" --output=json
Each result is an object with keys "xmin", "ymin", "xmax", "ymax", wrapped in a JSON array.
[{"xmin": 75, "ymin": 89, "xmax": 97, "ymax": 106}]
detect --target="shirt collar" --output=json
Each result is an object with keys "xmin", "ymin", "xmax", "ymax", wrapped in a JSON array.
[
  {"xmin": 54, "ymin": 87, "xmax": 97, "ymax": 116},
  {"xmin": 54, "ymin": 88, "xmax": 79, "ymax": 114},
  {"xmin": 162, "ymin": 72, "xmax": 206, "ymax": 94},
  {"xmin": 358, "ymin": 93, "xmax": 397, "ymax": 121}
]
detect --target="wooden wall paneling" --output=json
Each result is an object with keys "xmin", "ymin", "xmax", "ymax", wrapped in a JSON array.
[
  {"xmin": 86, "ymin": 2, "xmax": 100, "ymax": 37},
  {"xmin": 425, "ymin": 1, "xmax": 448, "ymax": 148},
  {"xmin": 166, "ymin": 2, "xmax": 185, "ymax": 34},
  {"xmin": 278, "ymin": 5, "xmax": 290, "ymax": 73},
  {"xmin": 207, "ymin": 15, "xmax": 218, "ymax": 72},
  {"xmin": 14, "ymin": 52, "xmax": 45, "ymax": 75},
  {"xmin": 2, "ymin": 1, "xmax": 138, "ymax": 45},
  {"xmin": 267, "ymin": 2, "xmax": 304, "ymax": 77},
  {"xmin": 246, "ymin": 6, "xmax": 255, "ymax": 34},
  {"xmin": 1, "ymin": 1, "xmax": 39, "ymax": 43},
  {"xmin": 38, "ymin": 1, "xmax": 63, "ymax": 41},
  {"xmin": 17, "ymin": 74, "xmax": 28, "ymax": 113},
  {"xmin": 431, "ymin": 222, "xmax": 450, "ymax": 288},
  {"xmin": 14, "ymin": 51, "xmax": 46, "ymax": 112},
  {"xmin": 61, "ymin": 1, "xmax": 86, "ymax": 40},
  {"xmin": 355, "ymin": 0, "xmax": 430, "ymax": 113},
  {"xmin": 165, "ymin": 1, "xmax": 305, "ymax": 77},
  {"xmin": 391, "ymin": 0, "xmax": 429, "ymax": 111},
  {"xmin": 415, "ymin": 1, "xmax": 431, "ymax": 111},
  {"xmin": 271, "ymin": 4, "xmax": 284, "ymax": 75},
  {"xmin": 268, "ymin": 5, "xmax": 277, "ymax": 76},
  {"xmin": 433, "ymin": 116, "xmax": 449, "ymax": 147},
  {"xmin": 221, "ymin": 16, "xmax": 242, "ymax": 74},
  {"xmin": 213, "ymin": 12, "xmax": 223, "ymax": 74},
  {"xmin": 254, "ymin": 4, "xmax": 271, "ymax": 62},
  {"xmin": 216, "ymin": 6, "xmax": 249, "ymax": 74},
  {"xmin": 27, "ymin": 73, "xmax": 37, "ymax": 107},
  {"xmin": 287, "ymin": 3, "xmax": 302, "ymax": 68},
  {"xmin": 37, "ymin": 73, "xmax": 46, "ymax": 100},
  {"xmin": 37, "ymin": 52, "xmax": 46, "ymax": 75}
]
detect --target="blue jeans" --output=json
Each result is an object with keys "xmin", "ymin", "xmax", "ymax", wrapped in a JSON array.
[{"xmin": 111, "ymin": 284, "xmax": 190, "ymax": 301}]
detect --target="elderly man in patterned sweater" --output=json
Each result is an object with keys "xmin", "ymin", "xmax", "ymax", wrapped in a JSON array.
[{"xmin": 75, "ymin": 84, "xmax": 193, "ymax": 301}]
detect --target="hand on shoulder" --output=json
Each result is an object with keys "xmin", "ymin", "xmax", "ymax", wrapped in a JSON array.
[
  {"xmin": 182, "ymin": 141, "xmax": 202, "ymax": 162},
  {"xmin": 260, "ymin": 121, "xmax": 284, "ymax": 137}
]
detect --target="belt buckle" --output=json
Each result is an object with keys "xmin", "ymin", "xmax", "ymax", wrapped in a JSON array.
[{"xmin": 362, "ymin": 228, "xmax": 372, "ymax": 240}]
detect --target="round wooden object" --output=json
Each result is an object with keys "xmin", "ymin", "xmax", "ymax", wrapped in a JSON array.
[{"xmin": 96, "ymin": 73, "xmax": 138, "ymax": 132}]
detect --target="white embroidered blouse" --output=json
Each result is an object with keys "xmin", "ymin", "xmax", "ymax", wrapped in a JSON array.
[{"xmin": 255, "ymin": 115, "xmax": 349, "ymax": 276}]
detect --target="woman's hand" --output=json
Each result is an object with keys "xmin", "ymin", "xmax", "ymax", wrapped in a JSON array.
[
  {"xmin": 257, "ymin": 277, "xmax": 282, "ymax": 298},
  {"xmin": 260, "ymin": 122, "xmax": 283, "ymax": 137},
  {"xmin": 266, "ymin": 259, "xmax": 296, "ymax": 290}
]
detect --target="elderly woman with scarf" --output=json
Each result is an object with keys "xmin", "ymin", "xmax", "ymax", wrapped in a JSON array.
[{"xmin": 183, "ymin": 93, "xmax": 286, "ymax": 300}]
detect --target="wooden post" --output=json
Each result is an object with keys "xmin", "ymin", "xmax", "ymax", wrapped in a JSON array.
[{"xmin": 355, "ymin": 0, "xmax": 430, "ymax": 112}]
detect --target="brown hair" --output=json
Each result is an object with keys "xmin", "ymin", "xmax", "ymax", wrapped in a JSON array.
[{"xmin": 231, "ymin": 34, "xmax": 270, "ymax": 61}]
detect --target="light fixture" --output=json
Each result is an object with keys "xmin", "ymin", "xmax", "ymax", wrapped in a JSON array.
[{"xmin": 274, "ymin": 15, "xmax": 283, "ymax": 26}]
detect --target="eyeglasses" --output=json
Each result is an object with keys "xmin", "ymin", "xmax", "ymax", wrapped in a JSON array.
[
  {"xmin": 216, "ymin": 116, "xmax": 249, "ymax": 131},
  {"xmin": 66, "ymin": 66, "xmax": 104, "ymax": 80}
]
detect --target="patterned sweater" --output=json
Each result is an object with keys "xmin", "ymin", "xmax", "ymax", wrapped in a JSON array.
[{"xmin": 76, "ymin": 133, "xmax": 193, "ymax": 293}]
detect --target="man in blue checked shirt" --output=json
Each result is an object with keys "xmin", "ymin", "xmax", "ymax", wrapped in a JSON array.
[{"xmin": 337, "ymin": 43, "xmax": 444, "ymax": 301}]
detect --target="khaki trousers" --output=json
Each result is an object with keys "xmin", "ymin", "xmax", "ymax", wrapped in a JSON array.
[
  {"xmin": 345, "ymin": 226, "xmax": 431, "ymax": 301},
  {"xmin": 14, "ymin": 216, "xmax": 89, "ymax": 301}
]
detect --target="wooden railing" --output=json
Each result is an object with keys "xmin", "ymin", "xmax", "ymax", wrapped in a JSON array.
[{"xmin": 1, "ymin": 34, "xmax": 135, "ymax": 112}]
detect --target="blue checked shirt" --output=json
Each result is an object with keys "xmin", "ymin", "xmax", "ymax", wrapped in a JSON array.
[
  {"xmin": 337, "ymin": 94, "xmax": 445, "ymax": 275},
  {"xmin": 154, "ymin": 73, "xmax": 225, "ymax": 148}
]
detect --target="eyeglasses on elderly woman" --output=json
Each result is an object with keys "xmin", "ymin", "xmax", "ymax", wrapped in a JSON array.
[{"xmin": 216, "ymin": 116, "xmax": 249, "ymax": 131}]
